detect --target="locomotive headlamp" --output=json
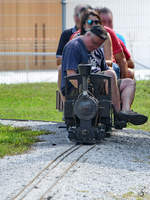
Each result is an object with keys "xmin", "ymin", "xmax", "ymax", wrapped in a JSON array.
[{"xmin": 74, "ymin": 94, "xmax": 98, "ymax": 120}]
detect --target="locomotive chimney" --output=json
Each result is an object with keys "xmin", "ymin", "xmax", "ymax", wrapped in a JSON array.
[{"xmin": 78, "ymin": 64, "xmax": 91, "ymax": 91}]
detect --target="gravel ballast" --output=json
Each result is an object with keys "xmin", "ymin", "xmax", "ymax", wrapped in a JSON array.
[{"xmin": 0, "ymin": 119, "xmax": 150, "ymax": 200}]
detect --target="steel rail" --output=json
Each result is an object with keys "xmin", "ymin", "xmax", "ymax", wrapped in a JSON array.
[
  {"xmin": 39, "ymin": 144, "xmax": 96, "ymax": 200},
  {"xmin": 12, "ymin": 144, "xmax": 81, "ymax": 200}
]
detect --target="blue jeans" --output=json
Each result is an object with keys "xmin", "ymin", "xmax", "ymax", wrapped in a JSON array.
[{"xmin": 112, "ymin": 63, "xmax": 120, "ymax": 79}]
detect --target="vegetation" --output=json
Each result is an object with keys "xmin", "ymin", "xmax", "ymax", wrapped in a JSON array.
[
  {"xmin": 0, "ymin": 82, "xmax": 62, "ymax": 121},
  {"xmin": 0, "ymin": 80, "xmax": 149, "ymax": 157},
  {"xmin": 111, "ymin": 190, "xmax": 150, "ymax": 200},
  {"xmin": 0, "ymin": 125, "xmax": 53, "ymax": 158},
  {"xmin": 129, "ymin": 80, "xmax": 150, "ymax": 131},
  {"xmin": 0, "ymin": 81, "xmax": 149, "ymax": 131},
  {"xmin": 0, "ymin": 82, "xmax": 60, "ymax": 157}
]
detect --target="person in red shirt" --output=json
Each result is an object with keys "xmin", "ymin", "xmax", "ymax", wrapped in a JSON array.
[{"xmin": 95, "ymin": 7, "xmax": 134, "ymax": 79}]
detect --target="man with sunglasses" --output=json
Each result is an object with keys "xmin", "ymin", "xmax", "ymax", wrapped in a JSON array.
[{"xmin": 61, "ymin": 25, "xmax": 148, "ymax": 125}]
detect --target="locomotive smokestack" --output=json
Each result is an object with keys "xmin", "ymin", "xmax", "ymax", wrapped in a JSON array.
[{"xmin": 78, "ymin": 64, "xmax": 91, "ymax": 91}]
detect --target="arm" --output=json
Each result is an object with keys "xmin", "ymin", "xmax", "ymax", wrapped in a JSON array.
[
  {"xmin": 119, "ymin": 39, "xmax": 135, "ymax": 69},
  {"xmin": 67, "ymin": 70, "xmax": 78, "ymax": 88},
  {"xmin": 61, "ymin": 39, "xmax": 83, "ymax": 92},
  {"xmin": 56, "ymin": 57, "xmax": 62, "ymax": 66},
  {"xmin": 56, "ymin": 32, "xmax": 65, "ymax": 66},
  {"xmin": 114, "ymin": 52, "xmax": 128, "ymax": 78},
  {"xmin": 56, "ymin": 29, "xmax": 72, "ymax": 66},
  {"xmin": 103, "ymin": 32, "xmax": 113, "ymax": 66},
  {"xmin": 104, "ymin": 27, "xmax": 128, "ymax": 78},
  {"xmin": 127, "ymin": 58, "xmax": 135, "ymax": 69}
]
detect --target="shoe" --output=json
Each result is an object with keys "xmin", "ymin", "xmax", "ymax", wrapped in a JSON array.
[{"xmin": 117, "ymin": 110, "xmax": 148, "ymax": 125}]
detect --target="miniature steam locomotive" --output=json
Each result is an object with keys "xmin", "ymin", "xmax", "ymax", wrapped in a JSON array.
[{"xmin": 64, "ymin": 64, "xmax": 127, "ymax": 144}]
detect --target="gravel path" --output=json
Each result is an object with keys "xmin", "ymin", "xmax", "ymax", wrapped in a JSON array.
[{"xmin": 0, "ymin": 120, "xmax": 150, "ymax": 200}]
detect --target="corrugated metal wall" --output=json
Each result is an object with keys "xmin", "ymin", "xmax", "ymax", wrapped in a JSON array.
[
  {"xmin": 66, "ymin": 0, "xmax": 150, "ymax": 67},
  {"xmin": 0, "ymin": 0, "xmax": 62, "ymax": 70}
]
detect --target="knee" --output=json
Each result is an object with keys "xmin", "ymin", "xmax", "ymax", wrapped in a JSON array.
[
  {"xmin": 58, "ymin": 65, "xmax": 62, "ymax": 74},
  {"xmin": 121, "ymin": 78, "xmax": 136, "ymax": 89},
  {"xmin": 127, "ymin": 78, "xmax": 136, "ymax": 87},
  {"xmin": 105, "ymin": 69, "xmax": 117, "ymax": 80},
  {"xmin": 127, "ymin": 68, "xmax": 134, "ymax": 79}
]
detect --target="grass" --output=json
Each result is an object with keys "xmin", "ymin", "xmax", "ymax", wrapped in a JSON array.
[
  {"xmin": 0, "ymin": 80, "xmax": 149, "ymax": 157},
  {"xmin": 0, "ymin": 82, "xmax": 61, "ymax": 157},
  {"xmin": 128, "ymin": 80, "xmax": 150, "ymax": 131},
  {"xmin": 110, "ymin": 191, "xmax": 150, "ymax": 200},
  {"xmin": 0, "ymin": 81, "xmax": 149, "ymax": 131},
  {"xmin": 0, "ymin": 82, "xmax": 62, "ymax": 121},
  {"xmin": 0, "ymin": 125, "xmax": 53, "ymax": 158}
]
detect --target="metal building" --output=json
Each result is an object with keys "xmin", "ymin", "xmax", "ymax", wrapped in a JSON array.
[{"xmin": 0, "ymin": 0, "xmax": 62, "ymax": 70}]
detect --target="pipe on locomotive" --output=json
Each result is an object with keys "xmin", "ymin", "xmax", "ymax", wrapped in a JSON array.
[{"xmin": 78, "ymin": 64, "xmax": 92, "ymax": 92}]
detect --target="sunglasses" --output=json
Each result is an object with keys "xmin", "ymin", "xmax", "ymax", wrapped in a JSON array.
[{"xmin": 87, "ymin": 19, "xmax": 100, "ymax": 25}]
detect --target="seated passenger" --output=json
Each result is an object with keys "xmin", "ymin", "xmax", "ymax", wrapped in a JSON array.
[
  {"xmin": 61, "ymin": 25, "xmax": 147, "ymax": 125},
  {"xmin": 56, "ymin": 4, "xmax": 92, "ymax": 66},
  {"xmin": 95, "ymin": 7, "xmax": 135, "ymax": 79}
]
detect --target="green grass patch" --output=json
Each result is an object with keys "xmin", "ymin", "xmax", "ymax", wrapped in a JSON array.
[
  {"xmin": 0, "ymin": 80, "xmax": 149, "ymax": 157},
  {"xmin": 0, "ymin": 81, "xmax": 149, "ymax": 131},
  {"xmin": 0, "ymin": 82, "xmax": 62, "ymax": 122},
  {"xmin": 0, "ymin": 124, "xmax": 53, "ymax": 158},
  {"xmin": 110, "ymin": 191, "xmax": 150, "ymax": 200},
  {"xmin": 128, "ymin": 80, "xmax": 150, "ymax": 131}
]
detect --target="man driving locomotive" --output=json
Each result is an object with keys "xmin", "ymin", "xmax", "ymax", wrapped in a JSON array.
[{"xmin": 61, "ymin": 25, "xmax": 147, "ymax": 125}]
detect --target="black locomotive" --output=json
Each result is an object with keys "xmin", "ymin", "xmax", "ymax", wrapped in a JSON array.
[{"xmin": 64, "ymin": 64, "xmax": 127, "ymax": 144}]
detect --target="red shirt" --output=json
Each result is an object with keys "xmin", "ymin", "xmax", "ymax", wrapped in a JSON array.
[
  {"xmin": 104, "ymin": 26, "xmax": 122, "ymax": 55},
  {"xmin": 70, "ymin": 29, "xmax": 80, "ymax": 40},
  {"xmin": 104, "ymin": 26, "xmax": 131, "ymax": 62}
]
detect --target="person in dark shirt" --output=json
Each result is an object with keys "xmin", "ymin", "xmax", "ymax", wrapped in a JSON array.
[
  {"xmin": 56, "ymin": 4, "xmax": 92, "ymax": 102},
  {"xmin": 61, "ymin": 25, "xmax": 148, "ymax": 125},
  {"xmin": 61, "ymin": 26, "xmax": 109, "ymax": 95},
  {"xmin": 56, "ymin": 27, "xmax": 77, "ymax": 66},
  {"xmin": 56, "ymin": 4, "xmax": 92, "ymax": 66}
]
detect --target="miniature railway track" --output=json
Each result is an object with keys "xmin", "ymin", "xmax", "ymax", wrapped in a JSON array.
[{"xmin": 12, "ymin": 144, "xmax": 96, "ymax": 200}]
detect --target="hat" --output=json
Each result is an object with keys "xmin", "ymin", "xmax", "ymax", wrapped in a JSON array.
[{"xmin": 90, "ymin": 25, "xmax": 108, "ymax": 40}]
